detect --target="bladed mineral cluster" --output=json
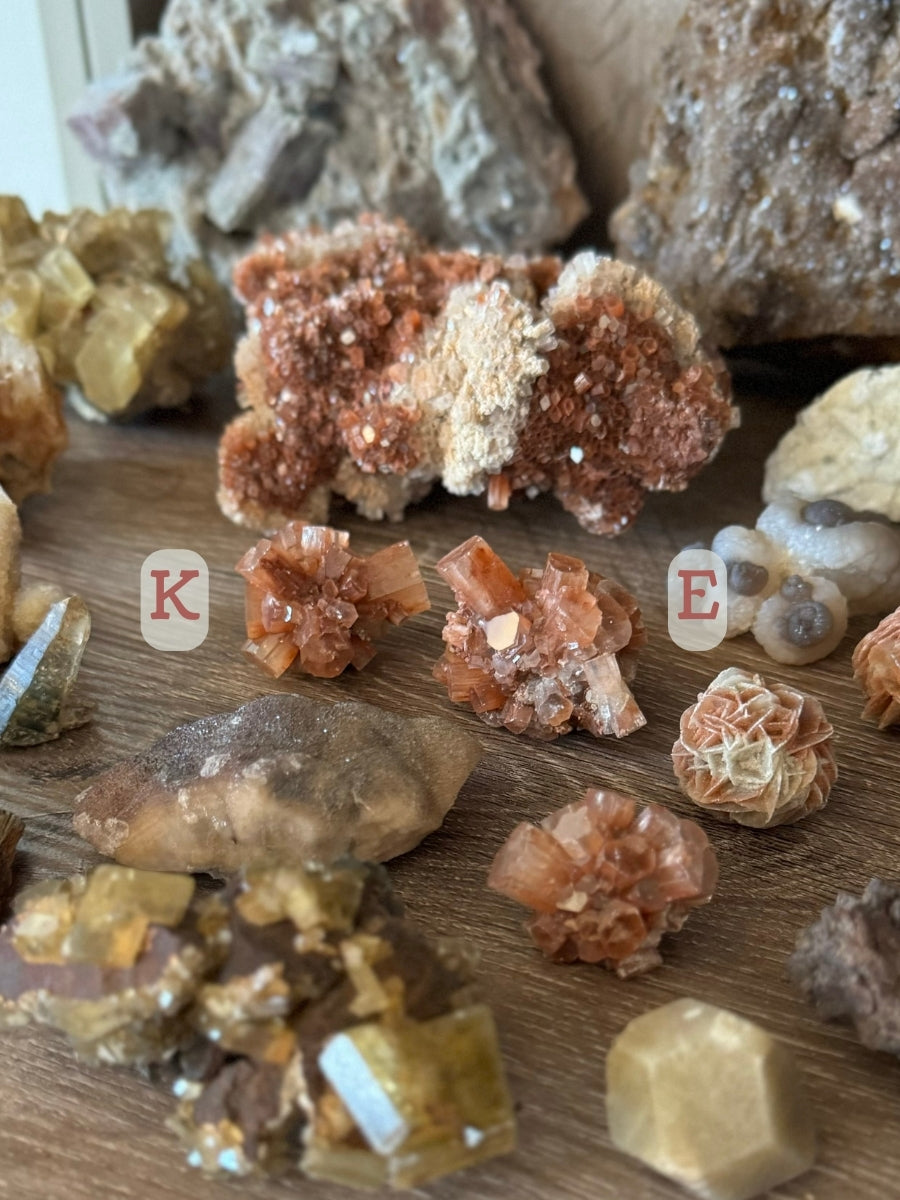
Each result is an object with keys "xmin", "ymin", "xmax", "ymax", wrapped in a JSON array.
[
  {"xmin": 218, "ymin": 215, "xmax": 737, "ymax": 536},
  {"xmin": 0, "ymin": 859, "xmax": 516, "ymax": 1187}
]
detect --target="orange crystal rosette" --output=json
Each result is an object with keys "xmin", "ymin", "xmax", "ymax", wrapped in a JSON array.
[
  {"xmin": 853, "ymin": 607, "xmax": 900, "ymax": 729},
  {"xmin": 488, "ymin": 788, "xmax": 718, "ymax": 977},
  {"xmin": 672, "ymin": 667, "xmax": 837, "ymax": 828}
]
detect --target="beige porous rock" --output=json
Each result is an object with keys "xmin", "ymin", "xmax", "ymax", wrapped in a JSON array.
[{"xmin": 607, "ymin": 998, "xmax": 816, "ymax": 1200}]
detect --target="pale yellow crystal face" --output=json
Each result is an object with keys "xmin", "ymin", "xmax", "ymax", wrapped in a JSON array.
[{"xmin": 606, "ymin": 999, "xmax": 816, "ymax": 1200}]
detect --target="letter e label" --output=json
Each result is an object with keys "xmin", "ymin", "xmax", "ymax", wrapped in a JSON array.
[{"xmin": 667, "ymin": 549, "xmax": 728, "ymax": 651}]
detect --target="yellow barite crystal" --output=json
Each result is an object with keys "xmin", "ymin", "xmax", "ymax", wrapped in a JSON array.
[{"xmin": 606, "ymin": 999, "xmax": 816, "ymax": 1200}]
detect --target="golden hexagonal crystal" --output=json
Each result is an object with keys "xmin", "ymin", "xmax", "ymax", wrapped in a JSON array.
[{"xmin": 606, "ymin": 999, "xmax": 816, "ymax": 1200}]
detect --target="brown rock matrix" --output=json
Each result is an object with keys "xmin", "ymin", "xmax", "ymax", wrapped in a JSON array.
[
  {"xmin": 0, "ymin": 329, "xmax": 66, "ymax": 502},
  {"xmin": 68, "ymin": 0, "xmax": 585, "ymax": 277},
  {"xmin": 789, "ymin": 878, "xmax": 900, "ymax": 1057},
  {"xmin": 433, "ymin": 536, "xmax": 646, "ymax": 740},
  {"xmin": 218, "ymin": 215, "xmax": 736, "ymax": 536},
  {"xmin": 0, "ymin": 860, "xmax": 517, "ymax": 1187},
  {"xmin": 237, "ymin": 521, "xmax": 429, "ymax": 679},
  {"xmin": 0, "ymin": 196, "xmax": 231, "ymax": 419},
  {"xmin": 612, "ymin": 0, "xmax": 900, "ymax": 348},
  {"xmin": 73, "ymin": 694, "xmax": 481, "ymax": 872},
  {"xmin": 853, "ymin": 607, "xmax": 900, "ymax": 729},
  {"xmin": 0, "ymin": 810, "xmax": 23, "ymax": 915},
  {"xmin": 488, "ymin": 788, "xmax": 718, "ymax": 977},
  {"xmin": 673, "ymin": 668, "xmax": 837, "ymax": 829}
]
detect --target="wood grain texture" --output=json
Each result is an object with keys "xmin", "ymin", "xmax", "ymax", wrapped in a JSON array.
[{"xmin": 0, "ymin": 390, "xmax": 898, "ymax": 1200}]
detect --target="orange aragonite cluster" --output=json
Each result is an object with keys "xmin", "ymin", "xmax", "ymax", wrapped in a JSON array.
[
  {"xmin": 673, "ymin": 668, "xmax": 837, "ymax": 829},
  {"xmin": 853, "ymin": 607, "xmax": 900, "ymax": 729},
  {"xmin": 488, "ymin": 788, "xmax": 718, "ymax": 977},
  {"xmin": 433, "ymin": 536, "xmax": 646, "ymax": 740},
  {"xmin": 236, "ymin": 522, "xmax": 429, "ymax": 679},
  {"xmin": 218, "ymin": 215, "xmax": 736, "ymax": 535}
]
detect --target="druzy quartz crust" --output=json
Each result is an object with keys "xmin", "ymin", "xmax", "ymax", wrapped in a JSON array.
[
  {"xmin": 434, "ymin": 536, "xmax": 646, "ymax": 739},
  {"xmin": 488, "ymin": 788, "xmax": 717, "ymax": 976}
]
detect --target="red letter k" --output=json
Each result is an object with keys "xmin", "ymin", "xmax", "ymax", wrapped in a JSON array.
[{"xmin": 149, "ymin": 569, "xmax": 201, "ymax": 620}]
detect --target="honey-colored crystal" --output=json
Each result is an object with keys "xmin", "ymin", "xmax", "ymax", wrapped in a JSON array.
[
  {"xmin": 607, "ymin": 999, "xmax": 816, "ymax": 1200},
  {"xmin": 0, "ymin": 328, "xmax": 67, "ymax": 502},
  {"xmin": 488, "ymin": 788, "xmax": 717, "ymax": 976},
  {"xmin": 0, "ymin": 197, "xmax": 231, "ymax": 419},
  {"xmin": 434, "ymin": 536, "xmax": 646, "ymax": 739},
  {"xmin": 237, "ymin": 522, "xmax": 429, "ymax": 679}
]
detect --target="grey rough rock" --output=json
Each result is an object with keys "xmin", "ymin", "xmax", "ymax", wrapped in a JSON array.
[
  {"xmin": 72, "ymin": 693, "xmax": 482, "ymax": 873},
  {"xmin": 69, "ymin": 0, "xmax": 586, "ymax": 279},
  {"xmin": 612, "ymin": 0, "xmax": 900, "ymax": 348},
  {"xmin": 789, "ymin": 878, "xmax": 900, "ymax": 1056}
]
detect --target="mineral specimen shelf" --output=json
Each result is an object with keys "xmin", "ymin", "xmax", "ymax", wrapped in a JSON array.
[{"xmin": 1, "ymin": 391, "xmax": 899, "ymax": 1200}]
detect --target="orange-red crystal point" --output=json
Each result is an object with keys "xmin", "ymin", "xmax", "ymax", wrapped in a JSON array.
[
  {"xmin": 433, "ymin": 535, "xmax": 646, "ymax": 739},
  {"xmin": 488, "ymin": 788, "xmax": 718, "ymax": 977},
  {"xmin": 237, "ymin": 522, "xmax": 429, "ymax": 679}
]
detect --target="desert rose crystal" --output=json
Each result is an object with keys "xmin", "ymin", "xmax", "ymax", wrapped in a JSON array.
[
  {"xmin": 237, "ymin": 522, "xmax": 429, "ymax": 679},
  {"xmin": 218, "ymin": 215, "xmax": 736, "ymax": 536},
  {"xmin": 488, "ymin": 788, "xmax": 717, "ymax": 976},
  {"xmin": 853, "ymin": 607, "xmax": 900, "ymax": 729},
  {"xmin": 673, "ymin": 668, "xmax": 837, "ymax": 829},
  {"xmin": 433, "ymin": 537, "xmax": 646, "ymax": 739}
]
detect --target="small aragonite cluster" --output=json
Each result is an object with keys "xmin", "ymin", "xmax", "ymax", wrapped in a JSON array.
[
  {"xmin": 707, "ymin": 495, "xmax": 900, "ymax": 664},
  {"xmin": 218, "ymin": 214, "xmax": 736, "ymax": 536},
  {"xmin": 73, "ymin": 694, "xmax": 481, "ymax": 872},
  {"xmin": 853, "ymin": 606, "xmax": 900, "ymax": 729},
  {"xmin": 673, "ymin": 668, "xmax": 837, "ymax": 829},
  {"xmin": 237, "ymin": 522, "xmax": 429, "ymax": 679},
  {"xmin": 434, "ymin": 536, "xmax": 646, "ymax": 740},
  {"xmin": 488, "ymin": 788, "xmax": 717, "ymax": 977},
  {"xmin": 0, "ymin": 196, "xmax": 231, "ymax": 419},
  {"xmin": 0, "ymin": 860, "xmax": 516, "ymax": 1188},
  {"xmin": 607, "ymin": 999, "xmax": 816, "ymax": 1200}
]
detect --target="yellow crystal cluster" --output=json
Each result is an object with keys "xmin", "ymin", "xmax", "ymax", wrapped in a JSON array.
[{"xmin": 0, "ymin": 196, "xmax": 232, "ymax": 420}]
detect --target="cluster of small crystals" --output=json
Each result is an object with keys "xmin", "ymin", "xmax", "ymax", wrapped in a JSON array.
[
  {"xmin": 488, "ymin": 789, "xmax": 718, "ymax": 977},
  {"xmin": 853, "ymin": 607, "xmax": 900, "ymax": 729},
  {"xmin": 789, "ymin": 878, "xmax": 900, "ymax": 1058},
  {"xmin": 0, "ymin": 860, "xmax": 516, "ymax": 1189},
  {"xmin": 433, "ymin": 536, "xmax": 646, "ymax": 740},
  {"xmin": 236, "ymin": 522, "xmax": 429, "ymax": 679},
  {"xmin": 673, "ymin": 668, "xmax": 837, "ymax": 829},
  {"xmin": 219, "ymin": 216, "xmax": 736, "ymax": 535},
  {"xmin": 706, "ymin": 495, "xmax": 900, "ymax": 663},
  {"xmin": 0, "ymin": 196, "xmax": 231, "ymax": 418}
]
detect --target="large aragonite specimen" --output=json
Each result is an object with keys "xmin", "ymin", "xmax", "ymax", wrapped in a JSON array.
[
  {"xmin": 613, "ymin": 0, "xmax": 900, "ymax": 348},
  {"xmin": 218, "ymin": 215, "xmax": 736, "ymax": 536},
  {"xmin": 607, "ymin": 999, "xmax": 816, "ymax": 1200},
  {"xmin": 673, "ymin": 668, "xmax": 837, "ymax": 829},
  {"xmin": 488, "ymin": 788, "xmax": 717, "ymax": 976},
  {"xmin": 237, "ymin": 522, "xmax": 429, "ymax": 679},
  {"xmin": 73, "ymin": 694, "xmax": 481, "ymax": 872},
  {"xmin": 789, "ymin": 878, "xmax": 900, "ymax": 1057},
  {"xmin": 0, "ymin": 859, "xmax": 517, "ymax": 1187},
  {"xmin": 434, "ymin": 537, "xmax": 647, "ymax": 740},
  {"xmin": 0, "ymin": 196, "xmax": 231, "ymax": 419},
  {"xmin": 68, "ymin": 0, "xmax": 585, "ymax": 277},
  {"xmin": 0, "ymin": 328, "xmax": 67, "ymax": 502},
  {"xmin": 764, "ymin": 367, "xmax": 900, "ymax": 523}
]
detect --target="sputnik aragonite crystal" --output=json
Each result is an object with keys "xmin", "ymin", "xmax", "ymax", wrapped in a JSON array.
[
  {"xmin": 488, "ymin": 789, "xmax": 717, "ymax": 976},
  {"xmin": 218, "ymin": 215, "xmax": 736, "ymax": 535},
  {"xmin": 0, "ymin": 196, "xmax": 231, "ymax": 419},
  {"xmin": 0, "ymin": 860, "xmax": 516, "ymax": 1188},
  {"xmin": 433, "ymin": 537, "xmax": 646, "ymax": 739},
  {"xmin": 607, "ymin": 999, "xmax": 816, "ymax": 1200},
  {"xmin": 673, "ymin": 668, "xmax": 837, "ymax": 829},
  {"xmin": 237, "ymin": 522, "xmax": 429, "ymax": 678},
  {"xmin": 73, "ymin": 694, "xmax": 481, "ymax": 872}
]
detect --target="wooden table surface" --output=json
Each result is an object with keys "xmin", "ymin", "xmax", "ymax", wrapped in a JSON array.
[{"xmin": 0, "ymin": 383, "xmax": 897, "ymax": 1200}]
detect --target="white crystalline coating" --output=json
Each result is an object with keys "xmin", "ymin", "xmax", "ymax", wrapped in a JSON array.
[
  {"xmin": 757, "ymin": 497, "xmax": 900, "ymax": 615},
  {"xmin": 753, "ymin": 575, "xmax": 847, "ymax": 666},
  {"xmin": 711, "ymin": 525, "xmax": 783, "ymax": 637},
  {"xmin": 763, "ymin": 367, "xmax": 900, "ymax": 521}
]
